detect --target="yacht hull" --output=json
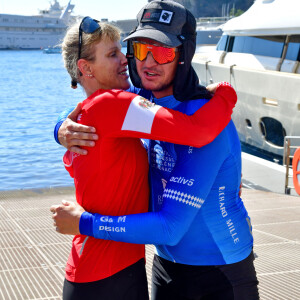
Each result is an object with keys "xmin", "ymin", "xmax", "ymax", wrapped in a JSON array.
[
  {"xmin": 193, "ymin": 57, "xmax": 300, "ymax": 157},
  {"xmin": 0, "ymin": 1, "xmax": 74, "ymax": 50},
  {"xmin": 0, "ymin": 31, "xmax": 66, "ymax": 50}
]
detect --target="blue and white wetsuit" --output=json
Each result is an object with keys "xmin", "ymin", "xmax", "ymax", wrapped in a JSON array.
[{"xmin": 79, "ymin": 87, "xmax": 253, "ymax": 266}]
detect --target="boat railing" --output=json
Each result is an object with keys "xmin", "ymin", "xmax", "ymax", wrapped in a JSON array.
[
  {"xmin": 196, "ymin": 16, "xmax": 232, "ymax": 28},
  {"xmin": 283, "ymin": 136, "xmax": 300, "ymax": 195}
]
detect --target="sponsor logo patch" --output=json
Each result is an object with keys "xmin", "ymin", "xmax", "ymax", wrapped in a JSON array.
[
  {"xmin": 159, "ymin": 10, "xmax": 173, "ymax": 24},
  {"xmin": 138, "ymin": 97, "xmax": 155, "ymax": 109},
  {"xmin": 141, "ymin": 9, "xmax": 173, "ymax": 25},
  {"xmin": 161, "ymin": 178, "xmax": 167, "ymax": 189},
  {"xmin": 169, "ymin": 176, "xmax": 195, "ymax": 186}
]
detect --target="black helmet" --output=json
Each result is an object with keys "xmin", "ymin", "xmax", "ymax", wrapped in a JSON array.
[{"xmin": 125, "ymin": 0, "xmax": 212, "ymax": 101}]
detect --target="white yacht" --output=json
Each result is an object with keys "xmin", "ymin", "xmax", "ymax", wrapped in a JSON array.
[
  {"xmin": 0, "ymin": 0, "xmax": 75, "ymax": 50},
  {"xmin": 192, "ymin": 0, "xmax": 300, "ymax": 157}
]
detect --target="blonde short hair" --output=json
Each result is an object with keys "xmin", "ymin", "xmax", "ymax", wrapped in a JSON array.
[{"xmin": 62, "ymin": 20, "xmax": 120, "ymax": 87}]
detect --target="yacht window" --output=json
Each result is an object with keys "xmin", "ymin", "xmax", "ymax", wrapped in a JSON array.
[
  {"xmin": 260, "ymin": 117, "xmax": 286, "ymax": 147},
  {"xmin": 227, "ymin": 36, "xmax": 235, "ymax": 52},
  {"xmin": 285, "ymin": 35, "xmax": 300, "ymax": 61},
  {"xmin": 216, "ymin": 35, "xmax": 228, "ymax": 51},
  {"xmin": 231, "ymin": 36, "xmax": 285, "ymax": 58}
]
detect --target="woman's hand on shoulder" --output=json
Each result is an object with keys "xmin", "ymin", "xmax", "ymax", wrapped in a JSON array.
[
  {"xmin": 206, "ymin": 83, "xmax": 219, "ymax": 94},
  {"xmin": 206, "ymin": 82, "xmax": 234, "ymax": 95}
]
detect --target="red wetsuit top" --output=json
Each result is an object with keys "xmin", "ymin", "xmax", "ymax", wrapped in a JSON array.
[{"xmin": 63, "ymin": 86, "xmax": 236, "ymax": 283}]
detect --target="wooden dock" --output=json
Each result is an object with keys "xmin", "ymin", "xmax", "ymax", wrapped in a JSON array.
[{"xmin": 0, "ymin": 186, "xmax": 299, "ymax": 299}]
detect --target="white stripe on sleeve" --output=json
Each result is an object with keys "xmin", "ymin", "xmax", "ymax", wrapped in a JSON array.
[{"xmin": 121, "ymin": 96, "xmax": 161, "ymax": 133}]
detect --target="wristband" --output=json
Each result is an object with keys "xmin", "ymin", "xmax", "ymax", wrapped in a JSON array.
[{"xmin": 79, "ymin": 211, "xmax": 95, "ymax": 237}]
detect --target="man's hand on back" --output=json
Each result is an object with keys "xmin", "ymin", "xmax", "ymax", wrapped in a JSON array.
[{"xmin": 58, "ymin": 102, "xmax": 98, "ymax": 155}]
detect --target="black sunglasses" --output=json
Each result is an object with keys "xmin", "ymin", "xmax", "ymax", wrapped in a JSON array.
[{"xmin": 78, "ymin": 16, "xmax": 101, "ymax": 61}]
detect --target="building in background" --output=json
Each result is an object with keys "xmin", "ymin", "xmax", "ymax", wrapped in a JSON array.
[
  {"xmin": 147, "ymin": 0, "xmax": 254, "ymax": 18},
  {"xmin": 147, "ymin": 0, "xmax": 198, "ymax": 16}
]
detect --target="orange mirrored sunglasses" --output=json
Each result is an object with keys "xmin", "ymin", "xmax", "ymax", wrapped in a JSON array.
[{"xmin": 132, "ymin": 42, "xmax": 178, "ymax": 65}]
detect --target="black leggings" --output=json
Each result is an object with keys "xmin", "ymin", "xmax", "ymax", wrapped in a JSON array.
[
  {"xmin": 151, "ymin": 252, "xmax": 259, "ymax": 300},
  {"xmin": 63, "ymin": 258, "xmax": 149, "ymax": 300}
]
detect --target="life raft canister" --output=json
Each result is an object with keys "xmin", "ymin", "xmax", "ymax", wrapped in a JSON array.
[{"xmin": 292, "ymin": 147, "xmax": 300, "ymax": 195}]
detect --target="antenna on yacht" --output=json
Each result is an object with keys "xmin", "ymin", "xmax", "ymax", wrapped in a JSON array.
[{"xmin": 60, "ymin": 0, "xmax": 74, "ymax": 21}]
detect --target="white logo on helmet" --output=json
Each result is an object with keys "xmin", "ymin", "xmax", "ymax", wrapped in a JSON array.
[{"xmin": 159, "ymin": 10, "xmax": 173, "ymax": 24}]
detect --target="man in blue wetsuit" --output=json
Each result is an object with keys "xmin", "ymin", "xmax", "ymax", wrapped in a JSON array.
[{"xmin": 51, "ymin": 1, "xmax": 259, "ymax": 299}]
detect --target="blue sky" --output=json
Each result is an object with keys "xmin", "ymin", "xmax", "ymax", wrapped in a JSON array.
[{"xmin": 0, "ymin": 0, "xmax": 148, "ymax": 21}]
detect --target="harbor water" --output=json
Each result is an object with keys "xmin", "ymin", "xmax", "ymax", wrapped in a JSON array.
[
  {"xmin": 0, "ymin": 50, "xmax": 85, "ymax": 191},
  {"xmin": 0, "ymin": 48, "xmax": 279, "ymax": 192}
]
